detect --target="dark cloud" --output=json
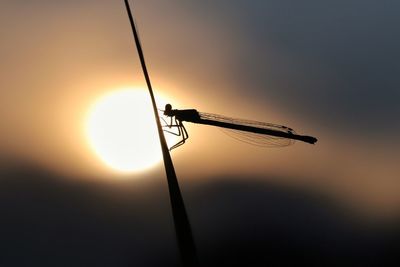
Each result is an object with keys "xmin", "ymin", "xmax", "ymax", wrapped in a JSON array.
[
  {"xmin": 187, "ymin": 1, "xmax": 400, "ymax": 134},
  {"xmin": 0, "ymin": 161, "xmax": 178, "ymax": 267},
  {"xmin": 0, "ymin": 162, "xmax": 398, "ymax": 266}
]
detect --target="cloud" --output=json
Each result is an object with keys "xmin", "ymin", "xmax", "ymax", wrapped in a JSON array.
[
  {"xmin": 184, "ymin": 1, "xmax": 400, "ymax": 134},
  {"xmin": 0, "ymin": 163, "xmax": 398, "ymax": 266}
]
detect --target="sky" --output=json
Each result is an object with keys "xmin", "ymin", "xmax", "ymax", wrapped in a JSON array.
[{"xmin": 0, "ymin": 1, "xmax": 399, "ymax": 266}]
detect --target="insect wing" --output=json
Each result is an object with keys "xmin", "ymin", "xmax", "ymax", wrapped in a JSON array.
[
  {"xmin": 199, "ymin": 112, "xmax": 296, "ymax": 147},
  {"xmin": 220, "ymin": 128, "xmax": 295, "ymax": 147}
]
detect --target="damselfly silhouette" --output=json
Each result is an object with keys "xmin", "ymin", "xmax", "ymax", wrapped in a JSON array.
[{"xmin": 161, "ymin": 104, "xmax": 318, "ymax": 150}]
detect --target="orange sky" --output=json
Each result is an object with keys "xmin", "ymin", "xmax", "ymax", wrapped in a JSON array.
[{"xmin": 1, "ymin": 1, "xmax": 399, "ymax": 219}]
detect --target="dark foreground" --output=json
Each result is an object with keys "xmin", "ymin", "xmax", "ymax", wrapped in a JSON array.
[{"xmin": 0, "ymin": 161, "xmax": 398, "ymax": 266}]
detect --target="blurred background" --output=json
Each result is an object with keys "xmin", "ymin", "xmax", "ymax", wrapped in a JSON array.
[{"xmin": 0, "ymin": 1, "xmax": 399, "ymax": 266}]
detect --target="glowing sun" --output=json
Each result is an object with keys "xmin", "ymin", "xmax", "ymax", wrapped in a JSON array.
[{"xmin": 86, "ymin": 88, "xmax": 167, "ymax": 173}]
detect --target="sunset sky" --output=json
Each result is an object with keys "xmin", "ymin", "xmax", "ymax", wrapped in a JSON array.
[{"xmin": 0, "ymin": 1, "xmax": 399, "ymax": 266}]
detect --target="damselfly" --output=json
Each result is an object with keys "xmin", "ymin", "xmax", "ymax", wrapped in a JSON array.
[{"xmin": 161, "ymin": 104, "xmax": 318, "ymax": 150}]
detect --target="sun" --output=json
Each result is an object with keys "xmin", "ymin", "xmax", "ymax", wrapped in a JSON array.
[{"xmin": 85, "ymin": 88, "xmax": 169, "ymax": 173}]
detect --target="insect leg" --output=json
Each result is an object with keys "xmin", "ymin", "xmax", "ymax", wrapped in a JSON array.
[
  {"xmin": 160, "ymin": 117, "xmax": 170, "ymax": 127},
  {"xmin": 169, "ymin": 120, "xmax": 188, "ymax": 150},
  {"xmin": 163, "ymin": 118, "xmax": 183, "ymax": 136},
  {"xmin": 180, "ymin": 120, "xmax": 189, "ymax": 142}
]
